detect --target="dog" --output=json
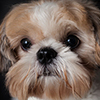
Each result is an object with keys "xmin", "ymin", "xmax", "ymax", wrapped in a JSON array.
[{"xmin": 0, "ymin": 0, "xmax": 100, "ymax": 100}]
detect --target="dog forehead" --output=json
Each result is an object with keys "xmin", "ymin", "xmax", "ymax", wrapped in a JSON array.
[
  {"xmin": 30, "ymin": 2, "xmax": 66, "ymax": 37},
  {"xmin": 30, "ymin": 1, "xmax": 90, "ymax": 38}
]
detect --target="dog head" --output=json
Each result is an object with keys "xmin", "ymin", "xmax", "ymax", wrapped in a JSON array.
[{"xmin": 0, "ymin": 0, "xmax": 100, "ymax": 100}]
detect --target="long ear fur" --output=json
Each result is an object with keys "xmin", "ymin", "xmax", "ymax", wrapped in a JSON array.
[
  {"xmin": 80, "ymin": 0, "xmax": 100, "ymax": 67},
  {"xmin": 82, "ymin": 1, "xmax": 100, "ymax": 43},
  {"xmin": 0, "ymin": 19, "xmax": 16, "ymax": 72},
  {"xmin": 0, "ymin": 3, "xmax": 32, "ymax": 72}
]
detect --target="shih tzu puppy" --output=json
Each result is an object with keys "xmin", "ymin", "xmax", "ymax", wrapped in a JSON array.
[{"xmin": 0, "ymin": 0, "xmax": 100, "ymax": 100}]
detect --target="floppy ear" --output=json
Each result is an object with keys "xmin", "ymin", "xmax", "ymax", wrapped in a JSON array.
[
  {"xmin": 84, "ymin": 2, "xmax": 100, "ymax": 43},
  {"xmin": 82, "ymin": 1, "xmax": 100, "ymax": 67},
  {"xmin": 0, "ymin": 19, "xmax": 16, "ymax": 72},
  {"xmin": 0, "ymin": 3, "xmax": 30, "ymax": 72}
]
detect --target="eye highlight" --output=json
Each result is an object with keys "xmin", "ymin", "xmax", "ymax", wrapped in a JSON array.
[
  {"xmin": 65, "ymin": 35, "xmax": 80, "ymax": 49},
  {"xmin": 20, "ymin": 38, "xmax": 32, "ymax": 51}
]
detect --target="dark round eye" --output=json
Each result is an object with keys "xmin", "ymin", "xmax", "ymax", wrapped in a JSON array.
[
  {"xmin": 65, "ymin": 35, "xmax": 80, "ymax": 49},
  {"xmin": 20, "ymin": 38, "xmax": 32, "ymax": 51}
]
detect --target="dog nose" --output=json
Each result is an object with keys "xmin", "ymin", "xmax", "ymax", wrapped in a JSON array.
[{"xmin": 37, "ymin": 47, "xmax": 57, "ymax": 65}]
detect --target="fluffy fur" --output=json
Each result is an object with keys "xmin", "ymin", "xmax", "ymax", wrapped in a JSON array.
[{"xmin": 0, "ymin": 0, "xmax": 100, "ymax": 100}]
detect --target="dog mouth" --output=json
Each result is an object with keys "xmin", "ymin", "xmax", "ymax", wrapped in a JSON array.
[
  {"xmin": 38, "ymin": 66, "xmax": 57, "ymax": 77},
  {"xmin": 37, "ymin": 68, "xmax": 52, "ymax": 79},
  {"xmin": 43, "ymin": 67, "xmax": 52, "ymax": 76}
]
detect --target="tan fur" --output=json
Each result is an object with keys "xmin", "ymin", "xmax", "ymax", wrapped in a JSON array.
[{"xmin": 0, "ymin": 0, "xmax": 100, "ymax": 100}]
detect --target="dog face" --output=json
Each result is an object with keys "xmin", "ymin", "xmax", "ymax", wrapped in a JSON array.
[{"xmin": 0, "ymin": 0, "xmax": 100, "ymax": 100}]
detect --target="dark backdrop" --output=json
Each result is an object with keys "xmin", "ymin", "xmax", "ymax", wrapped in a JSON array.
[{"xmin": 0, "ymin": 0, "xmax": 100, "ymax": 100}]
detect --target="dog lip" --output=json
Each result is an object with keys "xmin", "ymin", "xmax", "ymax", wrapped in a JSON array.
[{"xmin": 43, "ymin": 67, "xmax": 51, "ymax": 76}]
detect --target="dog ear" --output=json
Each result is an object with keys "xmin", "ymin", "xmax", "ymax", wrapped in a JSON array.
[
  {"xmin": 84, "ymin": 2, "xmax": 100, "ymax": 44},
  {"xmin": 82, "ymin": 1, "xmax": 100, "ymax": 67},
  {"xmin": 0, "ymin": 3, "xmax": 29, "ymax": 72},
  {"xmin": 0, "ymin": 19, "xmax": 16, "ymax": 72}
]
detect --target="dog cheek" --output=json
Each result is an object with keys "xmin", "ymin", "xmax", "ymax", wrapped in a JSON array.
[
  {"xmin": 68, "ymin": 72, "xmax": 91, "ymax": 98},
  {"xmin": 61, "ymin": 57, "xmax": 91, "ymax": 98},
  {"xmin": 6, "ymin": 58, "xmax": 39, "ymax": 100},
  {"xmin": 6, "ymin": 63, "xmax": 30, "ymax": 100}
]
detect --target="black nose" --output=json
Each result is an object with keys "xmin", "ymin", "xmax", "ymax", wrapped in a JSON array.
[{"xmin": 37, "ymin": 47, "xmax": 57, "ymax": 65}]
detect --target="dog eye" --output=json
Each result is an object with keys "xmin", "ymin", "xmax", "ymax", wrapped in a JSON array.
[
  {"xmin": 65, "ymin": 35, "xmax": 80, "ymax": 49},
  {"xmin": 20, "ymin": 38, "xmax": 32, "ymax": 51}
]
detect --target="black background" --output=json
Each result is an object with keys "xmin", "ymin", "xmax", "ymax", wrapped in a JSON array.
[{"xmin": 0, "ymin": 0, "xmax": 100, "ymax": 100}]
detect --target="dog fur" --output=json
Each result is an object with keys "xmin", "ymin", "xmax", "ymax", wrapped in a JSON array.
[{"xmin": 0, "ymin": 0, "xmax": 100, "ymax": 100}]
